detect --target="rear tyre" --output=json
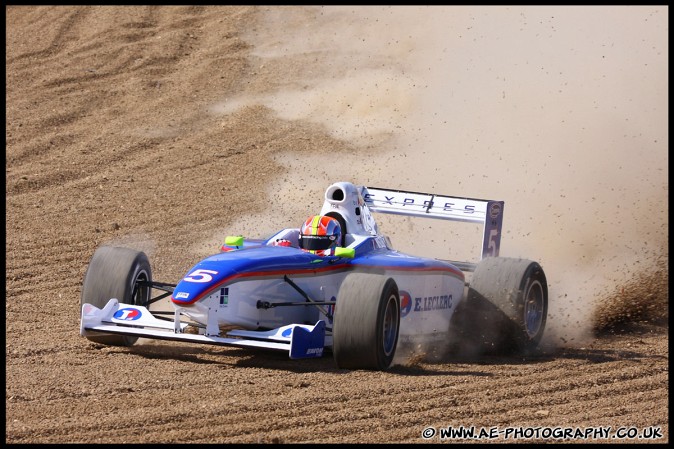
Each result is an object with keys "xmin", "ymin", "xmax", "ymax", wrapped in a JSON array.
[
  {"xmin": 464, "ymin": 257, "xmax": 548, "ymax": 355},
  {"xmin": 333, "ymin": 273, "xmax": 400, "ymax": 370},
  {"xmin": 80, "ymin": 246, "xmax": 152, "ymax": 346}
]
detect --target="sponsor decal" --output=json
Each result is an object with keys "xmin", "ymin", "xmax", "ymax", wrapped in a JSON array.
[
  {"xmin": 364, "ymin": 191, "xmax": 479, "ymax": 214},
  {"xmin": 490, "ymin": 202, "xmax": 502, "ymax": 218},
  {"xmin": 113, "ymin": 308, "xmax": 141, "ymax": 321},
  {"xmin": 305, "ymin": 347, "xmax": 323, "ymax": 356},
  {"xmin": 414, "ymin": 294, "xmax": 453, "ymax": 312},
  {"xmin": 219, "ymin": 287, "xmax": 229, "ymax": 306},
  {"xmin": 175, "ymin": 292, "xmax": 189, "ymax": 299},
  {"xmin": 443, "ymin": 203, "xmax": 475, "ymax": 213},
  {"xmin": 400, "ymin": 290, "xmax": 412, "ymax": 318}
]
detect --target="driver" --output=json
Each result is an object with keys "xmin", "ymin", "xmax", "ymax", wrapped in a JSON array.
[{"xmin": 298, "ymin": 215, "xmax": 342, "ymax": 256}]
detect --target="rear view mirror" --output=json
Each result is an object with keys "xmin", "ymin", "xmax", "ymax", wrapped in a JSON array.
[
  {"xmin": 334, "ymin": 247, "xmax": 355, "ymax": 258},
  {"xmin": 224, "ymin": 235, "xmax": 244, "ymax": 247}
]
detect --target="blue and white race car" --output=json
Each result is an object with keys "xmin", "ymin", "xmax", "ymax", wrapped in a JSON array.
[{"xmin": 80, "ymin": 181, "xmax": 548, "ymax": 370}]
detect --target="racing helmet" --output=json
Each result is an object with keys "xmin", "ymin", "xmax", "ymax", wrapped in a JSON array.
[{"xmin": 299, "ymin": 215, "xmax": 342, "ymax": 255}]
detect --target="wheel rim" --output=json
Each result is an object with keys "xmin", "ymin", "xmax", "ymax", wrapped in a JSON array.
[
  {"xmin": 524, "ymin": 279, "xmax": 545, "ymax": 338},
  {"xmin": 131, "ymin": 270, "xmax": 151, "ymax": 307},
  {"xmin": 382, "ymin": 294, "xmax": 399, "ymax": 356}
]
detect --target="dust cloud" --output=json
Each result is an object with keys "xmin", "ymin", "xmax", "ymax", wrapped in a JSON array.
[{"xmin": 223, "ymin": 6, "xmax": 667, "ymax": 349}]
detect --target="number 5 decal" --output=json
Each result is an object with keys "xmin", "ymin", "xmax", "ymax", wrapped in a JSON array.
[
  {"xmin": 184, "ymin": 269, "xmax": 218, "ymax": 283},
  {"xmin": 487, "ymin": 229, "xmax": 499, "ymax": 257}
]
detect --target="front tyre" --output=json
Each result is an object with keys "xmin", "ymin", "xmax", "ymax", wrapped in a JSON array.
[
  {"xmin": 333, "ymin": 273, "xmax": 400, "ymax": 370},
  {"xmin": 80, "ymin": 246, "xmax": 152, "ymax": 346}
]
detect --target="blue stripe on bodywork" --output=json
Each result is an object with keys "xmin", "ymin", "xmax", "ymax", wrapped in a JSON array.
[{"xmin": 171, "ymin": 239, "xmax": 463, "ymax": 306}]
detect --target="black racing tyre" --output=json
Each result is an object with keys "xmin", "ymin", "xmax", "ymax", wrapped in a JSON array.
[
  {"xmin": 333, "ymin": 273, "xmax": 400, "ymax": 370},
  {"xmin": 80, "ymin": 246, "xmax": 152, "ymax": 346},
  {"xmin": 464, "ymin": 257, "xmax": 548, "ymax": 355}
]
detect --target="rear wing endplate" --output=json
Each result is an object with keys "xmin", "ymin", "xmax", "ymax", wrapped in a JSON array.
[{"xmin": 361, "ymin": 186, "xmax": 504, "ymax": 261}]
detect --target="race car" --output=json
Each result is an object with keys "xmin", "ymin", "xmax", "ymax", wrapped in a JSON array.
[{"xmin": 80, "ymin": 181, "xmax": 548, "ymax": 370}]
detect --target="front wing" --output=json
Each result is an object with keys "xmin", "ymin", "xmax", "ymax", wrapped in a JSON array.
[{"xmin": 80, "ymin": 299, "xmax": 327, "ymax": 359}]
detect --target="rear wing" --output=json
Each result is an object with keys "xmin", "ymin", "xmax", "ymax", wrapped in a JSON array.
[{"xmin": 361, "ymin": 186, "xmax": 504, "ymax": 263}]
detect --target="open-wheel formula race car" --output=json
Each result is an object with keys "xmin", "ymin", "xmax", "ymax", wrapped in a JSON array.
[{"xmin": 80, "ymin": 181, "xmax": 548, "ymax": 370}]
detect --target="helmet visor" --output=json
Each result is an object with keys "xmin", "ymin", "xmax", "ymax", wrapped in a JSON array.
[{"xmin": 300, "ymin": 234, "xmax": 337, "ymax": 251}]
